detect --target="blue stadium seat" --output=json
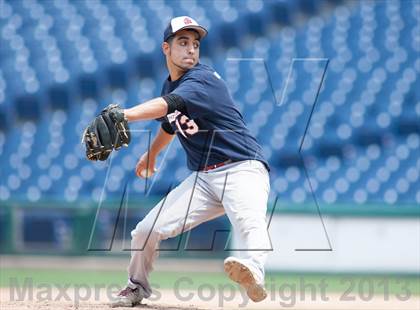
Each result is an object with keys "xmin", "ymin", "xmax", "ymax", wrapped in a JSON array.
[{"xmin": 0, "ymin": 0, "xmax": 418, "ymax": 205}]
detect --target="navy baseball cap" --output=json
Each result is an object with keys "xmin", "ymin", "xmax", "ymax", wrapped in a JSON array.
[{"xmin": 163, "ymin": 16, "xmax": 208, "ymax": 42}]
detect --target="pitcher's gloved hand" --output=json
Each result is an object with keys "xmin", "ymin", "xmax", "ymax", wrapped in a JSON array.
[{"xmin": 82, "ymin": 104, "xmax": 131, "ymax": 161}]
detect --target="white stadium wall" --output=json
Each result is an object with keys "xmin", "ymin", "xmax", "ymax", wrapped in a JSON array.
[{"xmin": 232, "ymin": 214, "xmax": 420, "ymax": 274}]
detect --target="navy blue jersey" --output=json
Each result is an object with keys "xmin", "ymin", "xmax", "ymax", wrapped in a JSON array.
[{"xmin": 158, "ymin": 63, "xmax": 269, "ymax": 171}]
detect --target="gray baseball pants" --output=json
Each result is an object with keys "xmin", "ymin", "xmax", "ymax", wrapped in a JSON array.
[{"xmin": 126, "ymin": 160, "xmax": 271, "ymax": 296}]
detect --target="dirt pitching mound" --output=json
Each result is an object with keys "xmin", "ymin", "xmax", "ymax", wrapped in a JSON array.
[{"xmin": 1, "ymin": 287, "xmax": 419, "ymax": 310}]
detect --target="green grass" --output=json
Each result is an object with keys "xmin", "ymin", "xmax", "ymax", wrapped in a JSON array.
[{"xmin": 1, "ymin": 268, "xmax": 419, "ymax": 296}]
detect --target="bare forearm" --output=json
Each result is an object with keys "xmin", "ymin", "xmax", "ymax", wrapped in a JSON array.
[
  {"xmin": 124, "ymin": 97, "xmax": 168, "ymax": 122},
  {"xmin": 149, "ymin": 127, "xmax": 175, "ymax": 156}
]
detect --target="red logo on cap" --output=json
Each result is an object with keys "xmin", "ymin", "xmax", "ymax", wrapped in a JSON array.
[{"xmin": 184, "ymin": 17, "xmax": 193, "ymax": 25}]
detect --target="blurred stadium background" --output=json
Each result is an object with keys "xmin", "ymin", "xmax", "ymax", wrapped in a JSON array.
[{"xmin": 0, "ymin": 0, "xmax": 419, "ymax": 308}]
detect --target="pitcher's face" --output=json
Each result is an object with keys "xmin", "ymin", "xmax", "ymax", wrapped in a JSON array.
[{"xmin": 163, "ymin": 29, "xmax": 200, "ymax": 71}]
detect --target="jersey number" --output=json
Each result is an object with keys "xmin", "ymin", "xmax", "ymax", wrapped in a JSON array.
[{"xmin": 176, "ymin": 115, "xmax": 199, "ymax": 137}]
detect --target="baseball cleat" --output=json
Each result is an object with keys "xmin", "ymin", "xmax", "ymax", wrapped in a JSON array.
[
  {"xmin": 224, "ymin": 257, "xmax": 267, "ymax": 302},
  {"xmin": 110, "ymin": 286, "xmax": 144, "ymax": 308}
]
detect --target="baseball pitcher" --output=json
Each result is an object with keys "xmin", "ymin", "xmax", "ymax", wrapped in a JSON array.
[{"xmin": 83, "ymin": 16, "xmax": 271, "ymax": 307}]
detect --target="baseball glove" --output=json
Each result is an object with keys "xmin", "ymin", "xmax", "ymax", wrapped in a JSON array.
[{"xmin": 82, "ymin": 104, "xmax": 131, "ymax": 161}]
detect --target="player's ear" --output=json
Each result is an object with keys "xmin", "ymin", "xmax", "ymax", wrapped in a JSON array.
[{"xmin": 162, "ymin": 42, "xmax": 170, "ymax": 56}]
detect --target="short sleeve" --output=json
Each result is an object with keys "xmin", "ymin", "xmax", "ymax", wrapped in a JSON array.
[
  {"xmin": 161, "ymin": 121, "xmax": 175, "ymax": 135},
  {"xmin": 171, "ymin": 77, "xmax": 211, "ymax": 119}
]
